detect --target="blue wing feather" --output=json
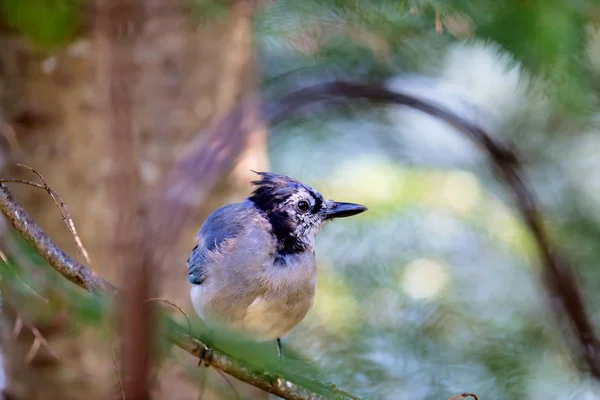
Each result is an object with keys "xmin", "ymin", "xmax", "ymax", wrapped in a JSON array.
[
  {"xmin": 187, "ymin": 203, "xmax": 247, "ymax": 285},
  {"xmin": 187, "ymin": 244, "xmax": 207, "ymax": 284}
]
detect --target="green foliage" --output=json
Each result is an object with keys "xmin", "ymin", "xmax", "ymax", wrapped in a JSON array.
[
  {"xmin": 256, "ymin": 0, "xmax": 449, "ymax": 86},
  {"xmin": 452, "ymin": 0, "xmax": 595, "ymax": 113},
  {"xmin": 0, "ymin": 0, "xmax": 85, "ymax": 48},
  {"xmin": 256, "ymin": 0, "xmax": 599, "ymax": 114},
  {"xmin": 189, "ymin": 0, "xmax": 228, "ymax": 20},
  {"xmin": 0, "ymin": 0, "xmax": 228, "ymax": 49},
  {"xmin": 0, "ymin": 229, "xmax": 345, "ymax": 398}
]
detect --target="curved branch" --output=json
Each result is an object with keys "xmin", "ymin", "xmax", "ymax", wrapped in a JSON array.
[
  {"xmin": 0, "ymin": 184, "xmax": 116, "ymax": 296},
  {"xmin": 154, "ymin": 80, "xmax": 600, "ymax": 379}
]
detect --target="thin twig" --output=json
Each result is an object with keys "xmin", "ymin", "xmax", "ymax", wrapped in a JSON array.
[
  {"xmin": 10, "ymin": 309, "xmax": 98, "ymax": 381},
  {"xmin": 0, "ymin": 179, "xmax": 45, "ymax": 189},
  {"xmin": 0, "ymin": 119, "xmax": 21, "ymax": 154},
  {"xmin": 12, "ymin": 315, "xmax": 22, "ymax": 337},
  {"xmin": 27, "ymin": 325, "xmax": 48, "ymax": 362},
  {"xmin": 215, "ymin": 369, "xmax": 241, "ymax": 400},
  {"xmin": 0, "ymin": 184, "xmax": 114, "ymax": 295},
  {"xmin": 16, "ymin": 164, "xmax": 92, "ymax": 265},
  {"xmin": 24, "ymin": 336, "xmax": 41, "ymax": 364},
  {"xmin": 0, "ymin": 248, "xmax": 49, "ymax": 303},
  {"xmin": 0, "ymin": 176, "xmax": 91, "ymax": 265},
  {"xmin": 196, "ymin": 367, "xmax": 207, "ymax": 400},
  {"xmin": 448, "ymin": 393, "xmax": 479, "ymax": 400},
  {"xmin": 111, "ymin": 337, "xmax": 126, "ymax": 400},
  {"xmin": 147, "ymin": 297, "xmax": 192, "ymax": 336}
]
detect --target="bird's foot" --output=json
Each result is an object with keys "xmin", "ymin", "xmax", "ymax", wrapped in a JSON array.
[
  {"xmin": 198, "ymin": 345, "xmax": 213, "ymax": 367},
  {"xmin": 276, "ymin": 338, "xmax": 284, "ymax": 361}
]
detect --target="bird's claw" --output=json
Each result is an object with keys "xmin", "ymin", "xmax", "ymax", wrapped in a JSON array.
[
  {"xmin": 276, "ymin": 338, "xmax": 284, "ymax": 362},
  {"xmin": 198, "ymin": 345, "xmax": 213, "ymax": 367}
]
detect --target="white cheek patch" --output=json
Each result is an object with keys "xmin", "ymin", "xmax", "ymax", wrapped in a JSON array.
[
  {"xmin": 293, "ymin": 213, "xmax": 323, "ymax": 242},
  {"xmin": 278, "ymin": 188, "xmax": 324, "ymax": 242}
]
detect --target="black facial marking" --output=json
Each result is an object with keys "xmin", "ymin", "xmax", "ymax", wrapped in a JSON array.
[
  {"xmin": 248, "ymin": 172, "xmax": 321, "ymax": 256},
  {"xmin": 309, "ymin": 190, "xmax": 323, "ymax": 213},
  {"xmin": 266, "ymin": 210, "xmax": 309, "ymax": 255}
]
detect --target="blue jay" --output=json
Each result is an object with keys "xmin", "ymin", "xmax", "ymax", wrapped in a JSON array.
[{"xmin": 187, "ymin": 171, "xmax": 367, "ymax": 360}]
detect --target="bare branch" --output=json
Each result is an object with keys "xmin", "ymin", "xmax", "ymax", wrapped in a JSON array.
[
  {"xmin": 12, "ymin": 315, "xmax": 22, "ymax": 337},
  {"xmin": 0, "ymin": 184, "xmax": 115, "ymax": 295},
  {"xmin": 448, "ymin": 394, "xmax": 479, "ymax": 400},
  {"xmin": 0, "ymin": 173, "xmax": 91, "ymax": 266},
  {"xmin": 214, "ymin": 369, "xmax": 241, "ymax": 400},
  {"xmin": 15, "ymin": 165, "xmax": 92, "ymax": 265},
  {"xmin": 147, "ymin": 297, "xmax": 192, "ymax": 337},
  {"xmin": 24, "ymin": 336, "xmax": 41, "ymax": 364},
  {"xmin": 111, "ymin": 337, "xmax": 126, "ymax": 400},
  {"xmin": 0, "ymin": 118, "xmax": 21, "ymax": 154},
  {"xmin": 8, "ymin": 305, "xmax": 98, "ymax": 381}
]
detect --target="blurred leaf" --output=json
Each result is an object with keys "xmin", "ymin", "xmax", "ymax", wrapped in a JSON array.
[
  {"xmin": 450, "ymin": 0, "xmax": 596, "ymax": 113},
  {"xmin": 0, "ymin": 0, "xmax": 84, "ymax": 48},
  {"xmin": 189, "ymin": 0, "xmax": 228, "ymax": 20}
]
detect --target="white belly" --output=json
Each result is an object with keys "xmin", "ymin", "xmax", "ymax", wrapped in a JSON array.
[
  {"xmin": 190, "ymin": 282, "xmax": 315, "ymax": 341},
  {"xmin": 190, "ymin": 249, "xmax": 318, "ymax": 341}
]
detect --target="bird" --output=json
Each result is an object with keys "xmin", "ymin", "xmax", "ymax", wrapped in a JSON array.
[{"xmin": 187, "ymin": 171, "xmax": 367, "ymax": 361}]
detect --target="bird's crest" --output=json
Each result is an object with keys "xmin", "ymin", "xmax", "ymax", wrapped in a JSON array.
[{"xmin": 249, "ymin": 171, "xmax": 319, "ymax": 211}]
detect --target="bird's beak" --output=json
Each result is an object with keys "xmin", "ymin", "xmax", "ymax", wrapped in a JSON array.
[{"xmin": 324, "ymin": 201, "xmax": 368, "ymax": 220}]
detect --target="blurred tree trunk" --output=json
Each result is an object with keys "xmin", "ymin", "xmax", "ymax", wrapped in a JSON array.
[{"xmin": 0, "ymin": 1, "xmax": 268, "ymax": 399}]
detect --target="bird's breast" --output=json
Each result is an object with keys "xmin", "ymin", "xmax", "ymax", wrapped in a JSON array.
[
  {"xmin": 241, "ymin": 285, "xmax": 316, "ymax": 341},
  {"xmin": 241, "ymin": 252, "xmax": 318, "ymax": 340},
  {"xmin": 190, "ymin": 251, "xmax": 318, "ymax": 341}
]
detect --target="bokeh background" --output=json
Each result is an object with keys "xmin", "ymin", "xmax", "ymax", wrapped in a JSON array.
[{"xmin": 1, "ymin": 0, "xmax": 600, "ymax": 399}]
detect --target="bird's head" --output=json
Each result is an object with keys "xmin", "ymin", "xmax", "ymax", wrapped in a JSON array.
[{"xmin": 249, "ymin": 171, "xmax": 367, "ymax": 255}]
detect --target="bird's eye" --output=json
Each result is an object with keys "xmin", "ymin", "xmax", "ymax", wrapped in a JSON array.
[{"xmin": 297, "ymin": 200, "xmax": 310, "ymax": 212}]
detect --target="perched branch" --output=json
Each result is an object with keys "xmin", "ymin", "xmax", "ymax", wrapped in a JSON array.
[
  {"xmin": 11, "ymin": 164, "xmax": 92, "ymax": 265},
  {"xmin": 0, "ymin": 184, "xmax": 115, "ymax": 296},
  {"xmin": 0, "ymin": 183, "xmax": 338, "ymax": 400}
]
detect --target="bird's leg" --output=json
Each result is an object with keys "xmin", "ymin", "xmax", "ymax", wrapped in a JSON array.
[
  {"xmin": 198, "ymin": 344, "xmax": 213, "ymax": 367},
  {"xmin": 276, "ymin": 338, "xmax": 284, "ymax": 361}
]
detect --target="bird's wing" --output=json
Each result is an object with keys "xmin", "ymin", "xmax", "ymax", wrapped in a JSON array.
[{"xmin": 186, "ymin": 203, "xmax": 247, "ymax": 285}]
